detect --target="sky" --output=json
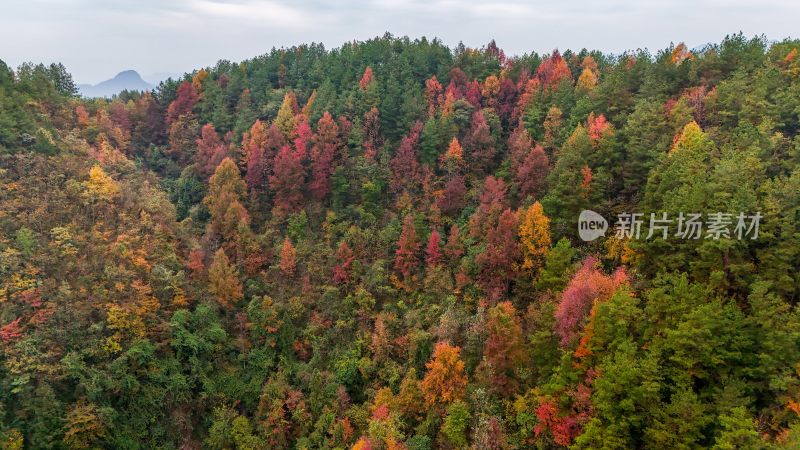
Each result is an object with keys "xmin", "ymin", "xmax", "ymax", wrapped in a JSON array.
[{"xmin": 2, "ymin": 0, "xmax": 799, "ymax": 85}]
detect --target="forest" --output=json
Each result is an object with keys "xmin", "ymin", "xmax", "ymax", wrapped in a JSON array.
[{"xmin": 1, "ymin": 33, "xmax": 800, "ymax": 449}]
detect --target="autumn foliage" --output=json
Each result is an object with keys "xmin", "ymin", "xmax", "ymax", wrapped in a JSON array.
[
  {"xmin": 421, "ymin": 342, "xmax": 468, "ymax": 407},
  {"xmin": 554, "ymin": 257, "xmax": 628, "ymax": 347},
  {"xmin": 4, "ymin": 33, "xmax": 800, "ymax": 450}
]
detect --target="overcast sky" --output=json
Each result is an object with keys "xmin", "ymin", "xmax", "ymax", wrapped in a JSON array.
[{"xmin": 2, "ymin": 0, "xmax": 798, "ymax": 84}]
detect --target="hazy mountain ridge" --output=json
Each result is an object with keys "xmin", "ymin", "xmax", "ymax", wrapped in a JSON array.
[{"xmin": 78, "ymin": 69, "xmax": 153, "ymax": 97}]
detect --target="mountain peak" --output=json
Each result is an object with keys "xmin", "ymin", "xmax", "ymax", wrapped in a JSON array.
[
  {"xmin": 115, "ymin": 69, "xmax": 143, "ymax": 80},
  {"xmin": 79, "ymin": 69, "xmax": 153, "ymax": 98}
]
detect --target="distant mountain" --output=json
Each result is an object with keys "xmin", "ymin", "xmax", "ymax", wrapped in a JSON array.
[{"xmin": 78, "ymin": 70, "xmax": 153, "ymax": 98}]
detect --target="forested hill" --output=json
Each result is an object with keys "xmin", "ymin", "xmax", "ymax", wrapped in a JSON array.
[{"xmin": 2, "ymin": 33, "xmax": 800, "ymax": 449}]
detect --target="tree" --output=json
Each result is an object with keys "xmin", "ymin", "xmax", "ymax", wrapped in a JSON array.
[
  {"xmin": 359, "ymin": 66, "xmax": 375, "ymax": 90},
  {"xmin": 515, "ymin": 78, "xmax": 541, "ymax": 123},
  {"xmin": 711, "ymin": 407, "xmax": 764, "ymax": 450},
  {"xmin": 394, "ymin": 215, "xmax": 420, "ymax": 283},
  {"xmin": 621, "ymin": 99, "xmax": 671, "ymax": 201},
  {"xmin": 196, "ymin": 123, "xmax": 228, "ymax": 178},
  {"xmin": 439, "ymin": 137, "xmax": 464, "ymax": 174},
  {"xmin": 476, "ymin": 208, "xmax": 520, "ymax": 301},
  {"xmin": 390, "ymin": 122, "xmax": 422, "ymax": 193},
  {"xmin": 509, "ymin": 124, "xmax": 547, "ymax": 200},
  {"xmin": 279, "ymin": 237, "xmax": 297, "ymax": 277},
  {"xmin": 309, "ymin": 111, "xmax": 341, "ymax": 200},
  {"xmin": 469, "ymin": 176, "xmax": 508, "ymax": 237},
  {"xmin": 233, "ymin": 88, "xmax": 258, "ymax": 136},
  {"xmin": 363, "ymin": 106, "xmax": 382, "ymax": 159},
  {"xmin": 0, "ymin": 317, "xmax": 23, "ymax": 344},
  {"xmin": 541, "ymin": 105, "xmax": 563, "ymax": 154},
  {"xmin": 167, "ymin": 114, "xmax": 199, "ymax": 164},
  {"xmin": 441, "ymin": 400, "xmax": 470, "ymax": 448},
  {"xmin": 477, "ymin": 301, "xmax": 527, "ymax": 396},
  {"xmin": 332, "ymin": 241, "xmax": 355, "ymax": 284},
  {"xmin": 208, "ymin": 248, "xmax": 243, "ymax": 308},
  {"xmin": 465, "ymin": 111, "xmax": 496, "ymax": 175},
  {"xmin": 204, "ymin": 157, "xmax": 250, "ymax": 249},
  {"xmin": 419, "ymin": 117, "xmax": 443, "ymax": 166},
  {"xmin": 496, "ymin": 77, "xmax": 518, "ymax": 125},
  {"xmin": 576, "ymin": 56, "xmax": 600, "ymax": 92},
  {"xmin": 421, "ymin": 342, "xmax": 468, "ymax": 407},
  {"xmin": 643, "ymin": 120, "xmax": 714, "ymax": 213},
  {"xmin": 536, "ymin": 50, "xmax": 572, "ymax": 89},
  {"xmin": 518, "ymin": 201, "xmax": 551, "ymax": 274},
  {"xmin": 63, "ymin": 402, "xmax": 109, "ymax": 450},
  {"xmin": 481, "ymin": 75, "xmax": 501, "ymax": 107},
  {"xmin": 424, "ymin": 75, "xmax": 443, "ymax": 117},
  {"xmin": 516, "ymin": 144, "xmax": 549, "ymax": 200},
  {"xmin": 244, "ymin": 120, "xmax": 285, "ymax": 195},
  {"xmin": 274, "ymin": 91, "xmax": 298, "ymax": 138},
  {"xmin": 466, "ymin": 80, "xmax": 482, "ymax": 107},
  {"xmin": 352, "ymin": 437, "xmax": 373, "ymax": 450},
  {"xmin": 541, "ymin": 124, "xmax": 595, "ymax": 236},
  {"xmin": 167, "ymin": 81, "xmax": 199, "ymax": 124},
  {"xmin": 438, "ymin": 174, "xmax": 466, "ymax": 216},
  {"xmin": 536, "ymin": 237, "xmax": 576, "ymax": 292},
  {"xmin": 269, "ymin": 143, "xmax": 305, "ymax": 217},
  {"xmin": 472, "ymin": 416, "xmax": 510, "ymax": 450},
  {"xmin": 508, "ymin": 125, "xmax": 534, "ymax": 174},
  {"xmin": 425, "ymin": 229, "xmax": 443, "ymax": 267},
  {"xmin": 554, "ymin": 257, "xmax": 627, "ymax": 347},
  {"xmin": 444, "ymin": 224, "xmax": 464, "ymax": 265},
  {"xmin": 83, "ymin": 165, "xmax": 120, "ymax": 202}
]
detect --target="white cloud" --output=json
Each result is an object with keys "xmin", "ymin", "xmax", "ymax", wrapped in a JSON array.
[
  {"xmin": 189, "ymin": 0, "xmax": 309, "ymax": 25},
  {"xmin": 1, "ymin": 0, "xmax": 798, "ymax": 82}
]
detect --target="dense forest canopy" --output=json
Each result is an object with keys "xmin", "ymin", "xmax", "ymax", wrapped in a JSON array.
[{"xmin": 2, "ymin": 33, "xmax": 800, "ymax": 449}]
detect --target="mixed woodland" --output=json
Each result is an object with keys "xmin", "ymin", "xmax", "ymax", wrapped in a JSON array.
[{"xmin": 2, "ymin": 33, "xmax": 800, "ymax": 449}]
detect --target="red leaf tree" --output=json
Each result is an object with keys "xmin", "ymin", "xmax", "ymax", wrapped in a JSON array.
[
  {"xmin": 536, "ymin": 50, "xmax": 572, "ymax": 90},
  {"xmin": 309, "ymin": 112, "xmax": 341, "ymax": 200},
  {"xmin": 444, "ymin": 224, "xmax": 464, "ymax": 265},
  {"xmin": 166, "ymin": 81, "xmax": 199, "ymax": 124},
  {"xmin": 465, "ymin": 111, "xmax": 496, "ymax": 175},
  {"xmin": 244, "ymin": 120, "xmax": 285, "ymax": 194},
  {"xmin": 516, "ymin": 144, "xmax": 549, "ymax": 200},
  {"xmin": 469, "ymin": 176, "xmax": 508, "ymax": 238},
  {"xmin": 390, "ymin": 122, "xmax": 423, "ymax": 193},
  {"xmin": 554, "ymin": 257, "xmax": 628, "ymax": 347},
  {"xmin": 196, "ymin": 124, "xmax": 229, "ymax": 179},
  {"xmin": 332, "ymin": 241, "xmax": 355, "ymax": 284},
  {"xmin": 438, "ymin": 174, "xmax": 467, "ymax": 216},
  {"xmin": 269, "ymin": 142, "xmax": 305, "ymax": 217},
  {"xmin": 425, "ymin": 229, "xmax": 443, "ymax": 267},
  {"xmin": 476, "ymin": 209, "xmax": 520, "ymax": 301},
  {"xmin": 394, "ymin": 215, "xmax": 420, "ymax": 282},
  {"xmin": 425, "ymin": 75, "xmax": 444, "ymax": 117}
]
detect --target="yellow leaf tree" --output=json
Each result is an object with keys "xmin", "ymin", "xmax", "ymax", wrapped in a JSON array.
[
  {"xmin": 83, "ymin": 165, "xmax": 120, "ymax": 202},
  {"xmin": 203, "ymin": 157, "xmax": 251, "ymax": 256},
  {"xmin": 208, "ymin": 248, "xmax": 243, "ymax": 308},
  {"xmin": 274, "ymin": 91, "xmax": 298, "ymax": 138},
  {"xmin": 421, "ymin": 342, "xmax": 468, "ymax": 408},
  {"xmin": 518, "ymin": 201, "xmax": 551, "ymax": 272}
]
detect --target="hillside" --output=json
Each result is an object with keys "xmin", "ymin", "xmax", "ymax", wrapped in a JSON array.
[{"xmin": 1, "ymin": 34, "xmax": 800, "ymax": 449}]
